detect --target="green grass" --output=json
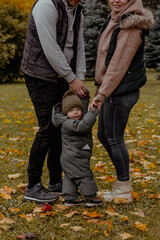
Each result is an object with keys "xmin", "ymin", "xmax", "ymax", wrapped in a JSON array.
[{"xmin": 0, "ymin": 70, "xmax": 160, "ymax": 240}]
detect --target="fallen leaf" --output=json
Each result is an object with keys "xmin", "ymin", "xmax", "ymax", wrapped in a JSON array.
[
  {"xmin": 8, "ymin": 207, "xmax": 20, "ymax": 214},
  {"xmin": 0, "ymin": 186, "xmax": 15, "ymax": 200},
  {"xmin": 119, "ymin": 232, "xmax": 133, "ymax": 239},
  {"xmin": 41, "ymin": 203, "xmax": 52, "ymax": 212},
  {"xmin": 19, "ymin": 214, "xmax": 35, "ymax": 222},
  {"xmin": 0, "ymin": 225, "xmax": 10, "ymax": 231},
  {"xmin": 8, "ymin": 173, "xmax": 21, "ymax": 179},
  {"xmin": 132, "ymin": 191, "xmax": 139, "ymax": 200},
  {"xmin": 16, "ymin": 233, "xmax": 39, "ymax": 239},
  {"xmin": 64, "ymin": 211, "xmax": 79, "ymax": 218},
  {"xmin": 114, "ymin": 197, "xmax": 129, "ymax": 204},
  {"xmin": 105, "ymin": 176, "xmax": 117, "ymax": 182},
  {"xmin": 38, "ymin": 211, "xmax": 57, "ymax": 218},
  {"xmin": 4, "ymin": 119, "xmax": 11, "ymax": 124},
  {"xmin": 130, "ymin": 209, "xmax": 145, "ymax": 218},
  {"xmin": 133, "ymin": 221, "xmax": 148, "ymax": 231},
  {"xmin": 0, "ymin": 217, "xmax": 15, "ymax": 225},
  {"xmin": 0, "ymin": 212, "xmax": 5, "ymax": 220},
  {"xmin": 17, "ymin": 184, "xmax": 27, "ymax": 194},
  {"xmin": 55, "ymin": 205, "xmax": 70, "ymax": 211},
  {"xmin": 70, "ymin": 226, "xmax": 84, "ymax": 231},
  {"xmin": 121, "ymin": 215, "xmax": 129, "ymax": 221},
  {"xmin": 94, "ymin": 162, "xmax": 106, "ymax": 172},
  {"xmin": 104, "ymin": 230, "xmax": 109, "ymax": 237},
  {"xmin": 33, "ymin": 207, "xmax": 42, "ymax": 213},
  {"xmin": 105, "ymin": 210, "xmax": 119, "ymax": 217},
  {"xmin": 96, "ymin": 144, "xmax": 103, "ymax": 148},
  {"xmin": 60, "ymin": 223, "xmax": 70, "ymax": 227},
  {"xmin": 107, "ymin": 219, "xmax": 112, "ymax": 233},
  {"xmin": 82, "ymin": 211, "xmax": 103, "ymax": 218},
  {"xmin": 148, "ymin": 194, "xmax": 160, "ymax": 199}
]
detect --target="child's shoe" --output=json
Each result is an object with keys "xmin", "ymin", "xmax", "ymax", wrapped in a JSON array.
[
  {"xmin": 85, "ymin": 195, "xmax": 102, "ymax": 207},
  {"xmin": 64, "ymin": 195, "xmax": 84, "ymax": 206}
]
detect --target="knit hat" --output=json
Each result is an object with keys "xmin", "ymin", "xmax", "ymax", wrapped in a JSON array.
[{"xmin": 62, "ymin": 90, "xmax": 83, "ymax": 115}]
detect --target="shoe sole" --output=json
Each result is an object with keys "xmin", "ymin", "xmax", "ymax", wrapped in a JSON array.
[
  {"xmin": 23, "ymin": 196, "xmax": 58, "ymax": 204},
  {"xmin": 64, "ymin": 202, "xmax": 84, "ymax": 206},
  {"xmin": 85, "ymin": 202, "xmax": 102, "ymax": 208},
  {"xmin": 102, "ymin": 196, "xmax": 133, "ymax": 203}
]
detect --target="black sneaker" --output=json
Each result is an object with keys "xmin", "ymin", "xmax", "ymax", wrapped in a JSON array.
[
  {"xmin": 64, "ymin": 197, "xmax": 84, "ymax": 206},
  {"xmin": 85, "ymin": 195, "xmax": 102, "ymax": 207},
  {"xmin": 24, "ymin": 182, "xmax": 59, "ymax": 204},
  {"xmin": 48, "ymin": 181, "xmax": 62, "ymax": 195}
]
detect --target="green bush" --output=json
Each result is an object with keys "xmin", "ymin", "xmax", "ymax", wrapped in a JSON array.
[{"xmin": 0, "ymin": 5, "xmax": 28, "ymax": 83}]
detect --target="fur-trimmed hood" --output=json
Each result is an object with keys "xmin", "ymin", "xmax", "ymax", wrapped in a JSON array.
[
  {"xmin": 120, "ymin": 8, "xmax": 154, "ymax": 30},
  {"xmin": 111, "ymin": 0, "xmax": 154, "ymax": 30}
]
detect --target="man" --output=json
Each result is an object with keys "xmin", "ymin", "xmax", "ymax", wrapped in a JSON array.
[{"xmin": 21, "ymin": 0, "xmax": 87, "ymax": 203}]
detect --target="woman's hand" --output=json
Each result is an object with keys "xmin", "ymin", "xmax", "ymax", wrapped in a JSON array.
[{"xmin": 89, "ymin": 97, "xmax": 103, "ymax": 112}]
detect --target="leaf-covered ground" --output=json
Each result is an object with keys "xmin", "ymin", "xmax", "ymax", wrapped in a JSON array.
[{"xmin": 0, "ymin": 70, "xmax": 160, "ymax": 240}]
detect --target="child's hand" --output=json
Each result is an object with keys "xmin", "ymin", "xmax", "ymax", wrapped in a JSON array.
[{"xmin": 89, "ymin": 98, "xmax": 102, "ymax": 112}]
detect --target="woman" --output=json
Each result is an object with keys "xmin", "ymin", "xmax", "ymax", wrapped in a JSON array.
[{"xmin": 90, "ymin": 0, "xmax": 154, "ymax": 202}]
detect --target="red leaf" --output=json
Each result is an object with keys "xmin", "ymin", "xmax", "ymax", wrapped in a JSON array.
[{"xmin": 41, "ymin": 203, "xmax": 52, "ymax": 212}]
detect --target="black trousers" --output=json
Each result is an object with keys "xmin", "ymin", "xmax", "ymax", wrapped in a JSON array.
[{"xmin": 25, "ymin": 75, "xmax": 69, "ymax": 186}]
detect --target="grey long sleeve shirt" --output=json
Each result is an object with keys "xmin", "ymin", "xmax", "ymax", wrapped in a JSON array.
[{"xmin": 32, "ymin": 0, "xmax": 86, "ymax": 83}]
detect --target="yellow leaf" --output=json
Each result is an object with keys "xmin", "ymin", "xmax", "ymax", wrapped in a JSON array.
[
  {"xmin": 107, "ymin": 219, "xmax": 112, "ymax": 233},
  {"xmin": 64, "ymin": 211, "xmax": 79, "ymax": 218},
  {"xmin": 82, "ymin": 211, "xmax": 103, "ymax": 218},
  {"xmin": 105, "ymin": 176, "xmax": 116, "ymax": 182},
  {"xmin": 19, "ymin": 214, "xmax": 34, "ymax": 222},
  {"xmin": 114, "ymin": 197, "xmax": 129, "ymax": 204},
  {"xmin": 132, "ymin": 191, "xmax": 139, "ymax": 200},
  {"xmin": 0, "ymin": 212, "xmax": 5, "ymax": 220},
  {"xmin": 8, "ymin": 208, "xmax": 20, "ymax": 214},
  {"xmin": 3, "ymin": 119, "xmax": 11, "ymax": 124},
  {"xmin": 94, "ymin": 162, "xmax": 106, "ymax": 172},
  {"xmin": 133, "ymin": 221, "xmax": 148, "ymax": 231},
  {"xmin": 0, "ymin": 186, "xmax": 15, "ymax": 200},
  {"xmin": 119, "ymin": 215, "xmax": 129, "ymax": 221},
  {"xmin": 38, "ymin": 212, "xmax": 57, "ymax": 217},
  {"xmin": 104, "ymin": 230, "xmax": 109, "ymax": 237}
]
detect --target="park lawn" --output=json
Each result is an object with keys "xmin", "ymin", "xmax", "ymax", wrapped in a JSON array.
[{"xmin": 0, "ymin": 70, "xmax": 160, "ymax": 240}]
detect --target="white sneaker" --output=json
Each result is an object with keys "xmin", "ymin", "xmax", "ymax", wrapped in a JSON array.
[{"xmin": 102, "ymin": 180, "xmax": 133, "ymax": 203}]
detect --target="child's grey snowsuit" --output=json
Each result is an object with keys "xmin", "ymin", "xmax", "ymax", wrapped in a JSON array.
[{"xmin": 52, "ymin": 97, "xmax": 98, "ymax": 197}]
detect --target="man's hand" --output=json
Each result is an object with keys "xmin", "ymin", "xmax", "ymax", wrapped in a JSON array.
[
  {"xmin": 89, "ymin": 97, "xmax": 103, "ymax": 112},
  {"xmin": 69, "ymin": 77, "xmax": 87, "ymax": 98}
]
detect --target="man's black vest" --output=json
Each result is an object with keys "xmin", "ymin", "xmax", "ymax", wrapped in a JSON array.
[
  {"xmin": 97, "ymin": 13, "xmax": 147, "ymax": 96},
  {"xmin": 21, "ymin": 0, "xmax": 82, "ymax": 82}
]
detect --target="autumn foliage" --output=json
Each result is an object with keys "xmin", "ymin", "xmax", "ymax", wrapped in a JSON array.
[
  {"xmin": 0, "ymin": 0, "xmax": 35, "ymax": 12},
  {"xmin": 0, "ymin": 74, "xmax": 160, "ymax": 239}
]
